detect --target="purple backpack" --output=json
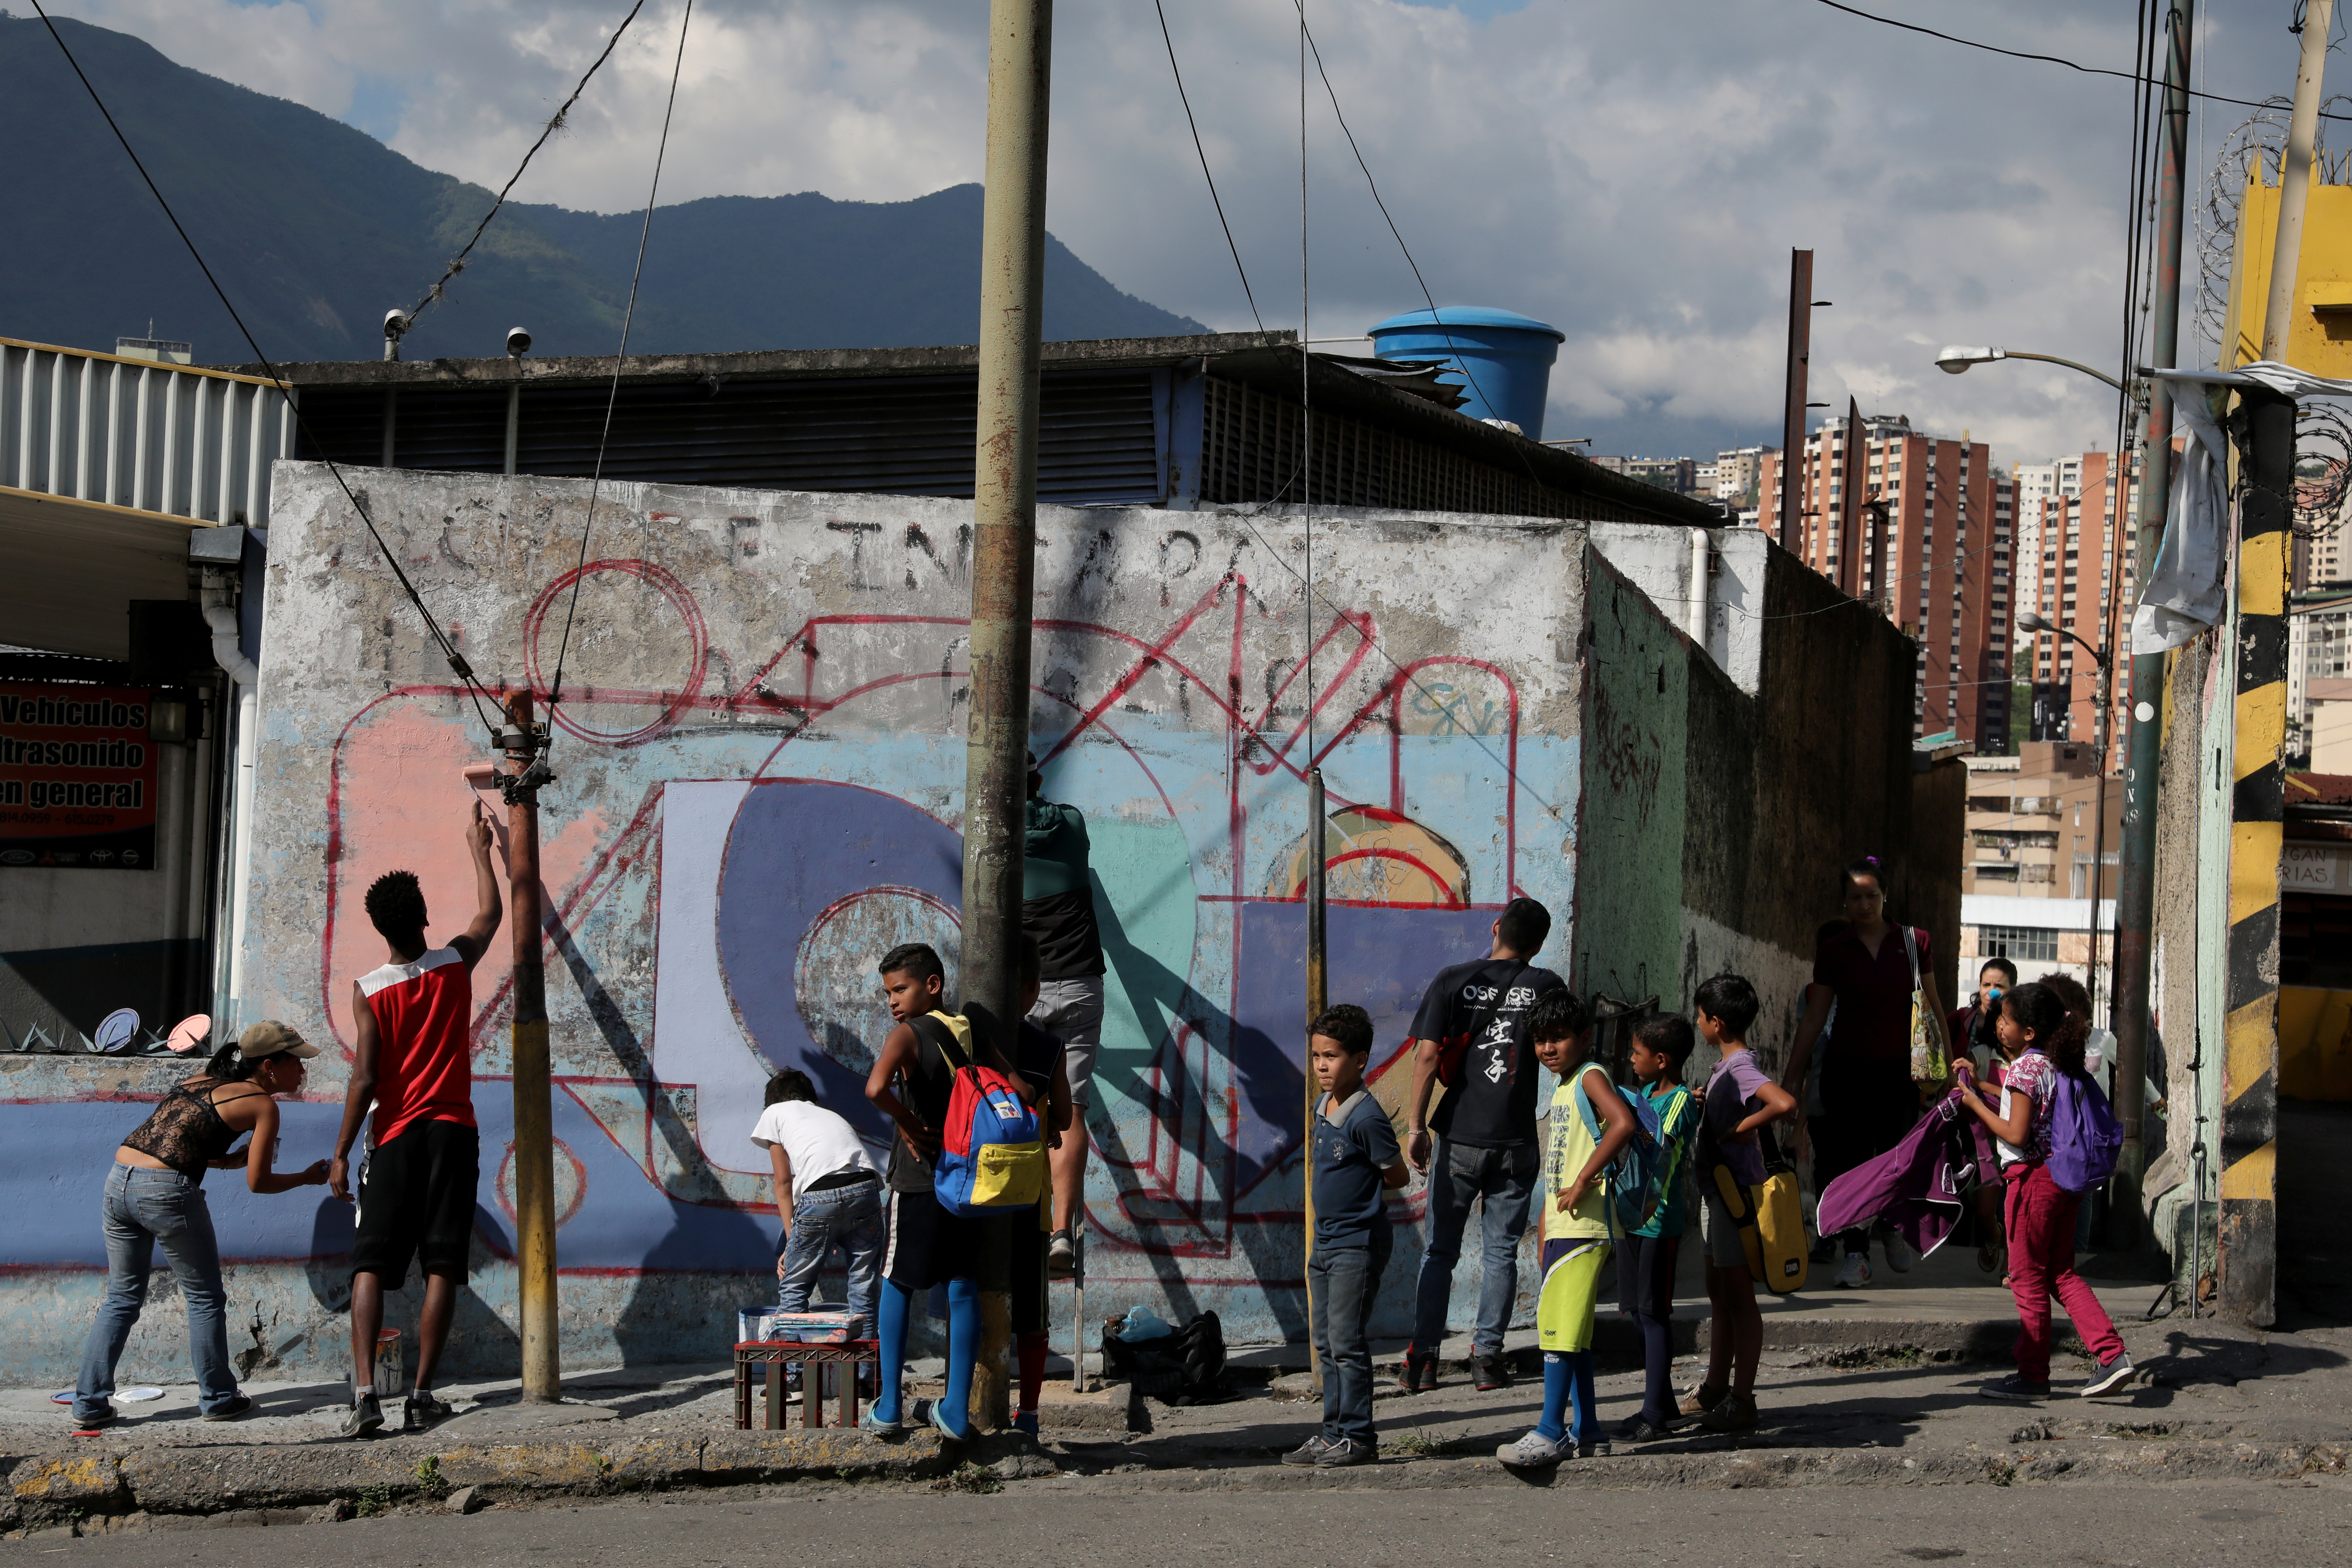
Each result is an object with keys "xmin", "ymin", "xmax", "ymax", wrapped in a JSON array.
[{"xmin": 2044, "ymin": 1068, "xmax": 2122, "ymax": 1194}]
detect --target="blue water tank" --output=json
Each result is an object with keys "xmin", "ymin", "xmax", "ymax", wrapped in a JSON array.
[{"xmin": 1366, "ymin": 306, "xmax": 1565, "ymax": 440}]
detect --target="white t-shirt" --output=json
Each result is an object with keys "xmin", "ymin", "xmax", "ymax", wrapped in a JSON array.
[{"xmin": 748, "ymin": 1101, "xmax": 876, "ymax": 1190}]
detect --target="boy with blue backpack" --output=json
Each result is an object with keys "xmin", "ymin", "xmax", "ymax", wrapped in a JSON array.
[
  {"xmin": 1496, "ymin": 990, "xmax": 1640, "ymax": 1469},
  {"xmin": 1615, "ymin": 1014, "xmax": 1701, "ymax": 1442},
  {"xmin": 861, "ymin": 942, "xmax": 1040, "ymax": 1442}
]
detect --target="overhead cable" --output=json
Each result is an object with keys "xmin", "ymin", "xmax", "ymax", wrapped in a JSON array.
[
  {"xmin": 28, "ymin": 0, "xmax": 504, "ymax": 737},
  {"xmin": 399, "ymin": 0, "xmax": 656, "ymax": 330},
  {"xmin": 544, "ymin": 0, "xmax": 695, "ymax": 741},
  {"xmin": 1151, "ymin": 0, "xmax": 1264, "ymax": 332},
  {"xmin": 1814, "ymin": 0, "xmax": 2352, "ymax": 123}
]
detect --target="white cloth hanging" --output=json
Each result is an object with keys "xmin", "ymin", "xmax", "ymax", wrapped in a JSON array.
[{"xmin": 2132, "ymin": 361, "xmax": 2352, "ymax": 656}]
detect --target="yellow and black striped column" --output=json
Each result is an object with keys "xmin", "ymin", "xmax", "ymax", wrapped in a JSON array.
[{"xmin": 2221, "ymin": 386, "xmax": 2291, "ymax": 1327}]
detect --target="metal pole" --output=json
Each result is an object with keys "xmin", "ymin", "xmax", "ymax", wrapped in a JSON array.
[
  {"xmin": 964, "ymin": 0, "xmax": 1051, "ymax": 1431},
  {"xmin": 2220, "ymin": 386, "xmax": 2291, "ymax": 1327},
  {"xmin": 1302, "ymin": 767, "xmax": 1327, "ymax": 1377},
  {"xmin": 505, "ymin": 689, "xmax": 560, "ymax": 1402},
  {"xmin": 2263, "ymin": 0, "xmax": 2333, "ymax": 365},
  {"xmin": 2110, "ymin": 0, "xmax": 2193, "ymax": 1251},
  {"xmin": 1840, "ymin": 398, "xmax": 1863, "ymax": 600},
  {"xmin": 1779, "ymin": 250, "xmax": 1813, "ymax": 554}
]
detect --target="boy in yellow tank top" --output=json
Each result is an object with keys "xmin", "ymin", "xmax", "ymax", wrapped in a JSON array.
[{"xmin": 1495, "ymin": 991, "xmax": 1638, "ymax": 1468}]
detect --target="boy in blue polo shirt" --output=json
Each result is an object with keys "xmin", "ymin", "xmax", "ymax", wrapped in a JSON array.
[{"xmin": 1283, "ymin": 1004, "xmax": 1408, "ymax": 1470}]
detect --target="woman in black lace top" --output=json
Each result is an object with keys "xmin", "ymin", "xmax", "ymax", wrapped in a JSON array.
[{"xmin": 69, "ymin": 1021, "xmax": 328, "ymax": 1430}]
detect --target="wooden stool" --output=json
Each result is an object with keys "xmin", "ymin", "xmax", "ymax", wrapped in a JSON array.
[{"xmin": 733, "ymin": 1340, "xmax": 879, "ymax": 1431}]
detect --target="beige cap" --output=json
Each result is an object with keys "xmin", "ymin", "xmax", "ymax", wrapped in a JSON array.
[{"xmin": 238, "ymin": 1020, "xmax": 320, "ymax": 1060}]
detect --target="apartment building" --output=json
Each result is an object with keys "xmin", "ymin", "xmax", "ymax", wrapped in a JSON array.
[
  {"xmin": 2015, "ymin": 449, "xmax": 2141, "ymax": 771},
  {"xmin": 1757, "ymin": 415, "xmax": 2015, "ymax": 751},
  {"xmin": 1955, "ymin": 741, "xmax": 2123, "ymax": 1013},
  {"xmin": 1714, "ymin": 445, "xmax": 1768, "ymax": 507}
]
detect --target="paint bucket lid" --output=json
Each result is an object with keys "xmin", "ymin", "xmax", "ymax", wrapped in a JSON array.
[
  {"xmin": 94, "ymin": 1008, "xmax": 140, "ymax": 1051},
  {"xmin": 166, "ymin": 1015, "xmax": 211, "ymax": 1054},
  {"xmin": 377, "ymin": 1329, "xmax": 401, "ymax": 1343},
  {"xmin": 119, "ymin": 1388, "xmax": 164, "ymax": 1402}
]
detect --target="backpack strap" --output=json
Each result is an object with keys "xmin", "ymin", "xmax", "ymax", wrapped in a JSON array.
[{"xmin": 920, "ymin": 1009, "xmax": 978, "ymax": 1074}]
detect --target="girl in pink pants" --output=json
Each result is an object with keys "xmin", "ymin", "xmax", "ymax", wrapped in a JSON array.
[{"xmin": 1953, "ymin": 982, "xmax": 2134, "ymax": 1402}]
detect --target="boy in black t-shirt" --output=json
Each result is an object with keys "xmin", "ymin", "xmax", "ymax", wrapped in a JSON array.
[
  {"xmin": 1398, "ymin": 897, "xmax": 1565, "ymax": 1393},
  {"xmin": 1282, "ymin": 1004, "xmax": 1408, "ymax": 1470}
]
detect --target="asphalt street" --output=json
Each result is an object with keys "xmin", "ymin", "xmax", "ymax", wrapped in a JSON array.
[{"xmin": 6, "ymin": 1477, "xmax": 2348, "ymax": 1568}]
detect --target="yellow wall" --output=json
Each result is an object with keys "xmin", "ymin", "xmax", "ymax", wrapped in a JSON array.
[{"xmin": 2224, "ymin": 173, "xmax": 2352, "ymax": 375}]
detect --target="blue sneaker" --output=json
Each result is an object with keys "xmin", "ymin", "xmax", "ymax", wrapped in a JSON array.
[
  {"xmin": 860, "ymin": 1405, "xmax": 907, "ymax": 1439},
  {"xmin": 1011, "ymin": 1411, "xmax": 1039, "ymax": 1438},
  {"xmin": 929, "ymin": 1398, "xmax": 972, "ymax": 1443}
]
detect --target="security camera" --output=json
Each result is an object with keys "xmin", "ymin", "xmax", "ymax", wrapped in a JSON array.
[{"xmin": 506, "ymin": 326, "xmax": 532, "ymax": 359}]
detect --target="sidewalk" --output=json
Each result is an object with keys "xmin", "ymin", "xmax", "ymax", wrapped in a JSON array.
[{"xmin": 6, "ymin": 1254, "xmax": 2347, "ymax": 1535}]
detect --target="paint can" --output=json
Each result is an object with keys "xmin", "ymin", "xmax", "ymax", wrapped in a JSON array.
[
  {"xmin": 373, "ymin": 1328, "xmax": 403, "ymax": 1397},
  {"xmin": 737, "ymin": 1307, "xmax": 780, "ymax": 1345}
]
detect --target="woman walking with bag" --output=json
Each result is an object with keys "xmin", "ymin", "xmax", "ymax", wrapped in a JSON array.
[
  {"xmin": 70, "ymin": 1022, "xmax": 328, "ymax": 1429},
  {"xmin": 1779, "ymin": 858, "xmax": 1947, "ymax": 1289}
]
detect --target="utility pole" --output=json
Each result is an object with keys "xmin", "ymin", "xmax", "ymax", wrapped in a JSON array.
[
  {"xmin": 1779, "ymin": 250, "xmax": 1814, "ymax": 555},
  {"xmin": 1839, "ymin": 398, "xmax": 1864, "ymax": 599},
  {"xmin": 2212, "ymin": 0, "xmax": 2329, "ymax": 1327},
  {"xmin": 963, "ymin": 0, "xmax": 1052, "ymax": 1430},
  {"xmin": 2111, "ymin": 0, "xmax": 2193, "ymax": 1250},
  {"xmin": 503, "ymin": 689, "xmax": 560, "ymax": 1401},
  {"xmin": 1302, "ymin": 767, "xmax": 1327, "ymax": 1378}
]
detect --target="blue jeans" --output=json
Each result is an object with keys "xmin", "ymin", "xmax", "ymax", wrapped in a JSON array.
[
  {"xmin": 1308, "ymin": 1225, "xmax": 1392, "ymax": 1447},
  {"xmin": 1411, "ymin": 1137, "xmax": 1537, "ymax": 1356},
  {"xmin": 75, "ymin": 1164, "xmax": 238, "ymax": 1421},
  {"xmin": 777, "ymin": 1178, "xmax": 885, "ymax": 1334}
]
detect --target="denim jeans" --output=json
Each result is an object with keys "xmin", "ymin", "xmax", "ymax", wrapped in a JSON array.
[
  {"xmin": 777, "ymin": 1178, "xmax": 885, "ymax": 1336},
  {"xmin": 75, "ymin": 1164, "xmax": 238, "ymax": 1421},
  {"xmin": 1308, "ymin": 1225, "xmax": 1392, "ymax": 1447},
  {"xmin": 1410, "ymin": 1137, "xmax": 1538, "ymax": 1355}
]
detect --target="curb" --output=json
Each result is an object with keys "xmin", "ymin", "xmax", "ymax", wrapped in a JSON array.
[{"xmin": 2, "ymin": 1427, "xmax": 992, "ymax": 1534}]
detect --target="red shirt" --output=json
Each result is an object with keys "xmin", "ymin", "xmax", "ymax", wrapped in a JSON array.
[
  {"xmin": 359, "ymin": 947, "xmax": 477, "ymax": 1145},
  {"xmin": 1813, "ymin": 923, "xmax": 1930, "ymax": 1065}
]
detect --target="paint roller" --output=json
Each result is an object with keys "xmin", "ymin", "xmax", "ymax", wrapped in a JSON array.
[{"xmin": 463, "ymin": 764, "xmax": 514, "ymax": 867}]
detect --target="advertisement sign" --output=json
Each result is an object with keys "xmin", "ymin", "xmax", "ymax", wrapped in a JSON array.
[{"xmin": 0, "ymin": 684, "xmax": 160, "ymax": 870}]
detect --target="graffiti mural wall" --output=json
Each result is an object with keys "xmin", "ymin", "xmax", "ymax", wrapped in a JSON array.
[{"xmin": 0, "ymin": 463, "xmax": 1595, "ymax": 1376}]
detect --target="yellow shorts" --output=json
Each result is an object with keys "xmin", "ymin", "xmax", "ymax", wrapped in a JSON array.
[{"xmin": 1535, "ymin": 1237, "xmax": 1611, "ymax": 1353}]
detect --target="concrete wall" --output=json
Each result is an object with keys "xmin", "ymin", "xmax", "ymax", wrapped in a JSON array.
[{"xmin": 0, "ymin": 466, "xmax": 1610, "ymax": 1380}]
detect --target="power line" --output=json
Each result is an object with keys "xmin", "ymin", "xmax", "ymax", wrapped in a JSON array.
[
  {"xmin": 1150, "ymin": 0, "xmax": 1262, "ymax": 332},
  {"xmin": 28, "ymin": 0, "xmax": 504, "ymax": 737},
  {"xmin": 545, "ymin": 0, "xmax": 694, "ymax": 738},
  {"xmin": 400, "ymin": 0, "xmax": 656, "ymax": 330},
  {"xmin": 1814, "ymin": 0, "xmax": 2352, "ymax": 123}
]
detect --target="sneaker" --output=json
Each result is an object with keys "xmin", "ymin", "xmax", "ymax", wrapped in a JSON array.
[
  {"xmin": 1472, "ymin": 1352, "xmax": 1513, "ymax": 1391},
  {"xmin": 929, "ymin": 1398, "xmax": 972, "ymax": 1443},
  {"xmin": 1398, "ymin": 1348, "xmax": 1439, "ymax": 1394},
  {"xmin": 1677, "ymin": 1381, "xmax": 1728, "ymax": 1418},
  {"xmin": 1697, "ymin": 1391, "xmax": 1758, "ymax": 1432},
  {"xmin": 1834, "ymin": 1253, "xmax": 1873, "ymax": 1289},
  {"xmin": 1979, "ymin": 1374, "xmax": 2051, "ymax": 1403},
  {"xmin": 1048, "ymin": 1231, "xmax": 1077, "ymax": 1277},
  {"xmin": 1280, "ymin": 1434, "xmax": 1332, "ymax": 1467},
  {"xmin": 1809, "ymin": 1233, "xmax": 1838, "ymax": 1265},
  {"xmin": 72, "ymin": 1405, "xmax": 117, "ymax": 1431},
  {"xmin": 341, "ymin": 1391, "xmax": 385, "ymax": 1439},
  {"xmin": 403, "ymin": 1390, "xmax": 454, "ymax": 1430},
  {"xmin": 2078, "ymin": 1354, "xmax": 2137, "ymax": 1397},
  {"xmin": 1011, "ymin": 1411, "xmax": 1040, "ymax": 1438},
  {"xmin": 1314, "ymin": 1437, "xmax": 1376, "ymax": 1468},
  {"xmin": 1494, "ymin": 1430, "xmax": 1571, "ymax": 1468},
  {"xmin": 201, "ymin": 1394, "xmax": 254, "ymax": 1422},
  {"xmin": 1881, "ymin": 1229, "xmax": 1917, "ymax": 1274},
  {"xmin": 859, "ymin": 1405, "xmax": 907, "ymax": 1440},
  {"xmin": 1613, "ymin": 1414, "xmax": 1676, "ymax": 1443},
  {"xmin": 1576, "ymin": 1437, "xmax": 1614, "ymax": 1458}
]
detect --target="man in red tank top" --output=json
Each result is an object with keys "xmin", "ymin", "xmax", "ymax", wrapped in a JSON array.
[{"xmin": 328, "ymin": 805, "xmax": 503, "ymax": 1438}]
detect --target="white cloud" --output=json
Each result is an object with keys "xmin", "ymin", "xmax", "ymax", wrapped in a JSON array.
[{"xmin": 31, "ymin": 0, "xmax": 2306, "ymax": 461}]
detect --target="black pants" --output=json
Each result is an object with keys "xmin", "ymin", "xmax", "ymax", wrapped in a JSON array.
[{"xmin": 1818, "ymin": 1056, "xmax": 1923, "ymax": 1253}]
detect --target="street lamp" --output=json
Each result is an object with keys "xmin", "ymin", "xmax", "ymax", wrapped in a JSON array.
[
  {"xmin": 1935, "ymin": 345, "xmax": 2139, "ymax": 399},
  {"xmin": 2016, "ymin": 610, "xmax": 2114, "ymax": 1016}
]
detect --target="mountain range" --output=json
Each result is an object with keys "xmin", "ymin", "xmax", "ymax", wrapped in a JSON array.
[{"xmin": 0, "ymin": 15, "xmax": 1207, "ymax": 367}]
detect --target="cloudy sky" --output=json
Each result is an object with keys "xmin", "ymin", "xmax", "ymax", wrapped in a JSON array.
[{"xmin": 29, "ymin": 0, "xmax": 2324, "ymax": 462}]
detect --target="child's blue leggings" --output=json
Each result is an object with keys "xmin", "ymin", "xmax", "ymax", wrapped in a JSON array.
[
  {"xmin": 1535, "ymin": 1350, "xmax": 1597, "ymax": 1446},
  {"xmin": 873, "ymin": 1278, "xmax": 980, "ymax": 1437}
]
